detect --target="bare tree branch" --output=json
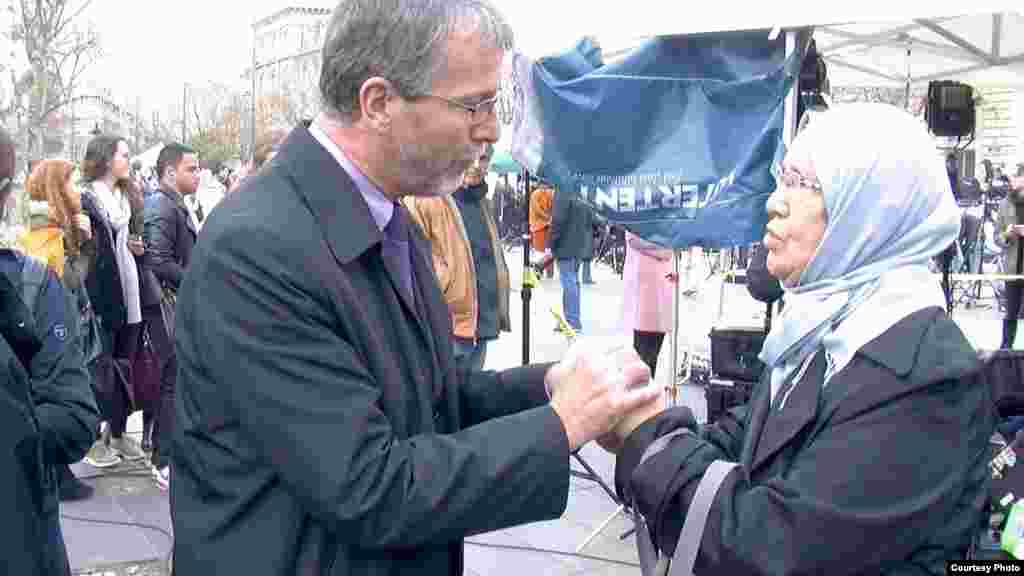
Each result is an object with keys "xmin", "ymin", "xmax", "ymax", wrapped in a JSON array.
[{"xmin": 12, "ymin": 0, "xmax": 102, "ymax": 156}]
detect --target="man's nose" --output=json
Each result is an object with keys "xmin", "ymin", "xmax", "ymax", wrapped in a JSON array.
[{"xmin": 473, "ymin": 113, "xmax": 500, "ymax": 145}]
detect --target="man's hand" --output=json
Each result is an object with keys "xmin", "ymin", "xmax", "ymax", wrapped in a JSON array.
[
  {"xmin": 549, "ymin": 354, "xmax": 661, "ymax": 452},
  {"xmin": 545, "ymin": 340, "xmax": 639, "ymax": 398}
]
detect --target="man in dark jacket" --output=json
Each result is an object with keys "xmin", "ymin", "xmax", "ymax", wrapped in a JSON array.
[
  {"xmin": 169, "ymin": 2, "xmax": 661, "ymax": 574},
  {"xmin": 0, "ymin": 127, "xmax": 100, "ymax": 575},
  {"xmin": 142, "ymin": 142, "xmax": 198, "ymax": 489},
  {"xmin": 549, "ymin": 185, "xmax": 594, "ymax": 333}
]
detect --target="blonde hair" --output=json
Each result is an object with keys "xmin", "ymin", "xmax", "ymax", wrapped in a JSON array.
[{"xmin": 25, "ymin": 159, "xmax": 84, "ymax": 255}]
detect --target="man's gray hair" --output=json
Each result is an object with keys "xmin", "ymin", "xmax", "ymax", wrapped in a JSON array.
[{"xmin": 320, "ymin": 0, "xmax": 514, "ymax": 121}]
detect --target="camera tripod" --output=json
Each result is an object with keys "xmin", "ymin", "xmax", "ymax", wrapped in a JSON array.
[{"xmin": 548, "ymin": 297, "xmax": 639, "ymax": 552}]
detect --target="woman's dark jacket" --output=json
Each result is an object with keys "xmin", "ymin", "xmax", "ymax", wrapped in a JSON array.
[{"xmin": 617, "ymin": 307, "xmax": 993, "ymax": 575}]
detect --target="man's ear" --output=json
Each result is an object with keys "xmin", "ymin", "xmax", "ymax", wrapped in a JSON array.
[{"xmin": 358, "ymin": 77, "xmax": 396, "ymax": 132}]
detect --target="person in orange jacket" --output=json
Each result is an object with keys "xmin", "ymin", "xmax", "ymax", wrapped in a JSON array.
[{"xmin": 529, "ymin": 181, "xmax": 555, "ymax": 277}]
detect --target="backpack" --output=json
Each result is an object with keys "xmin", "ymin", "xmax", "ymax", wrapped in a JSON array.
[
  {"xmin": 20, "ymin": 255, "xmax": 102, "ymax": 367},
  {"xmin": 20, "ymin": 256, "xmax": 47, "ymax": 331}
]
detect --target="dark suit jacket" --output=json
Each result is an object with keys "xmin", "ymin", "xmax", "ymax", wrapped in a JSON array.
[
  {"xmin": 143, "ymin": 187, "xmax": 196, "ymax": 293},
  {"xmin": 171, "ymin": 125, "xmax": 571, "ymax": 576},
  {"xmin": 616, "ymin": 307, "xmax": 993, "ymax": 575}
]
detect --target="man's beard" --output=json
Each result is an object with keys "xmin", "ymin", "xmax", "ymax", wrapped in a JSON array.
[{"xmin": 397, "ymin": 141, "xmax": 476, "ymax": 197}]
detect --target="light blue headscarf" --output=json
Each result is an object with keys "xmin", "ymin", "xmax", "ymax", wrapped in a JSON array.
[{"xmin": 758, "ymin": 103, "xmax": 961, "ymax": 408}]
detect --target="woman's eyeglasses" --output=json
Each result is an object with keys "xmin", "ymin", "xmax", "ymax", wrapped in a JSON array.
[{"xmin": 771, "ymin": 163, "xmax": 822, "ymax": 193}]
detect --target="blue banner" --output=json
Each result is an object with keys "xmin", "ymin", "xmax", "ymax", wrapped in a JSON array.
[{"xmin": 511, "ymin": 31, "xmax": 807, "ymax": 249}]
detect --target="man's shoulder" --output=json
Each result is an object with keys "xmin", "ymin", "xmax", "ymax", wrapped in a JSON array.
[
  {"xmin": 199, "ymin": 170, "xmax": 316, "ymax": 257},
  {"xmin": 144, "ymin": 190, "xmax": 176, "ymax": 214}
]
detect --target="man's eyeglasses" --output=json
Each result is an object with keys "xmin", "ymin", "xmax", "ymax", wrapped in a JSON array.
[{"xmin": 417, "ymin": 93, "xmax": 500, "ymax": 124}]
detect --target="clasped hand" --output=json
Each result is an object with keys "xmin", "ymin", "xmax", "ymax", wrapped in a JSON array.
[{"xmin": 546, "ymin": 341, "xmax": 666, "ymax": 453}]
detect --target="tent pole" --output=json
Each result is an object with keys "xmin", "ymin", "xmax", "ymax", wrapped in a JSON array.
[
  {"xmin": 522, "ymin": 170, "xmax": 533, "ymax": 366},
  {"xmin": 905, "ymin": 40, "xmax": 913, "ymax": 111},
  {"xmin": 783, "ymin": 30, "xmax": 799, "ymax": 145},
  {"xmin": 669, "ymin": 249, "xmax": 681, "ymax": 407}
]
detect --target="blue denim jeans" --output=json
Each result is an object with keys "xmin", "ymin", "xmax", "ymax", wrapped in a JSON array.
[
  {"xmin": 581, "ymin": 259, "xmax": 594, "ymax": 283},
  {"xmin": 557, "ymin": 258, "xmax": 582, "ymax": 331},
  {"xmin": 453, "ymin": 338, "xmax": 488, "ymax": 373}
]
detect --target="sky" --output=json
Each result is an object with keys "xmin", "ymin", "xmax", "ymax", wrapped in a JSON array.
[
  {"xmin": 65, "ymin": 0, "xmax": 1024, "ymax": 116},
  {"xmin": 79, "ymin": 0, "xmax": 616, "ymax": 114}
]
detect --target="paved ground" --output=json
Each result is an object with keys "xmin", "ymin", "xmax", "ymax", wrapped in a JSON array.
[{"xmin": 63, "ymin": 247, "xmax": 1018, "ymax": 575}]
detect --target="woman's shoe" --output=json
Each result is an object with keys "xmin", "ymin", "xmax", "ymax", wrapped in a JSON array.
[
  {"xmin": 109, "ymin": 435, "xmax": 148, "ymax": 462},
  {"xmin": 83, "ymin": 439, "xmax": 121, "ymax": 468}
]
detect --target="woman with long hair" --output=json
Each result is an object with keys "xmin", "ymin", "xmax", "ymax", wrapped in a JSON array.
[
  {"xmin": 78, "ymin": 134, "xmax": 148, "ymax": 468},
  {"xmin": 19, "ymin": 159, "xmax": 98, "ymax": 500},
  {"xmin": 20, "ymin": 159, "xmax": 89, "ymax": 276}
]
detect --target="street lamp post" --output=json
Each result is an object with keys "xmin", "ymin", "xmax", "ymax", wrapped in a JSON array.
[
  {"xmin": 251, "ymin": 36, "xmax": 257, "ymax": 164},
  {"xmin": 182, "ymin": 83, "xmax": 188, "ymax": 143}
]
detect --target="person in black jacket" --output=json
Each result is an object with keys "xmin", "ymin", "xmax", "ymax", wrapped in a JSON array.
[
  {"xmin": 142, "ymin": 142, "xmax": 198, "ymax": 489},
  {"xmin": 994, "ymin": 166, "xmax": 1024, "ymax": 349},
  {"xmin": 0, "ymin": 127, "xmax": 100, "ymax": 575},
  {"xmin": 606, "ymin": 104, "xmax": 991, "ymax": 575}
]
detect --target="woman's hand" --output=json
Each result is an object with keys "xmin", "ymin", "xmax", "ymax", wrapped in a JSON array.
[
  {"xmin": 596, "ymin": 393, "xmax": 666, "ymax": 453},
  {"xmin": 127, "ymin": 236, "xmax": 145, "ymax": 256},
  {"xmin": 74, "ymin": 214, "xmax": 92, "ymax": 240},
  {"xmin": 596, "ymin": 368, "xmax": 666, "ymax": 454}
]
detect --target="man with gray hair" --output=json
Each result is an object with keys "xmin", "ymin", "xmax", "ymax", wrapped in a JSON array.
[{"xmin": 169, "ymin": 1, "xmax": 661, "ymax": 574}]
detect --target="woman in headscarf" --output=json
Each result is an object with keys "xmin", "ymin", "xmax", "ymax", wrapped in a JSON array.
[
  {"xmin": 606, "ymin": 104, "xmax": 993, "ymax": 574},
  {"xmin": 995, "ymin": 164, "xmax": 1024, "ymax": 349},
  {"xmin": 78, "ymin": 134, "xmax": 149, "ymax": 468}
]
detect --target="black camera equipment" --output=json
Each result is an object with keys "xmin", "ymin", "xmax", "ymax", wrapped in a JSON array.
[{"xmin": 797, "ymin": 39, "xmax": 829, "ymax": 127}]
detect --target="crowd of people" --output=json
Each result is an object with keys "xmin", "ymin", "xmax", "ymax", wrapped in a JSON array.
[
  {"xmin": 0, "ymin": 0, "xmax": 1018, "ymax": 575},
  {"xmin": 0, "ymin": 123, "xmax": 212, "ymax": 571}
]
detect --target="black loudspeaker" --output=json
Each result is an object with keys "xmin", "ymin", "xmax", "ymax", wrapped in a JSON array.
[{"xmin": 927, "ymin": 81, "xmax": 975, "ymax": 137}]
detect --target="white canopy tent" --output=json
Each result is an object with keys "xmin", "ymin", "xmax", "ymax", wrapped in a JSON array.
[
  {"xmin": 131, "ymin": 143, "xmax": 164, "ymax": 173},
  {"xmin": 502, "ymin": 3, "xmax": 1024, "ymax": 87},
  {"xmin": 816, "ymin": 12, "xmax": 1024, "ymax": 88}
]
